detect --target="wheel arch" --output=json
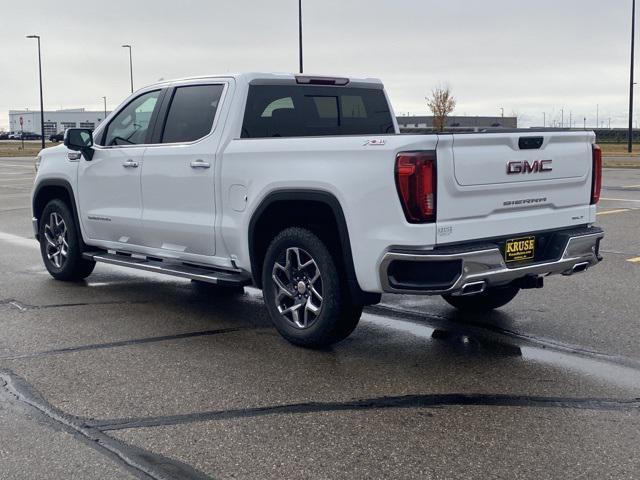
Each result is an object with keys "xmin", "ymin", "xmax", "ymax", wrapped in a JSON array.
[
  {"xmin": 32, "ymin": 179, "xmax": 85, "ymax": 249},
  {"xmin": 248, "ymin": 189, "xmax": 380, "ymax": 306}
]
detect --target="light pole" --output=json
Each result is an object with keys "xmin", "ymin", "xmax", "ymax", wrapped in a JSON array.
[
  {"xmin": 102, "ymin": 96, "xmax": 107, "ymax": 119},
  {"xmin": 560, "ymin": 108, "xmax": 564, "ymax": 128},
  {"xmin": 122, "ymin": 44, "xmax": 133, "ymax": 93},
  {"xmin": 499, "ymin": 107, "xmax": 504, "ymax": 118},
  {"xmin": 298, "ymin": 0, "xmax": 303, "ymax": 73},
  {"xmin": 26, "ymin": 35, "xmax": 45, "ymax": 150},
  {"xmin": 543, "ymin": 112, "xmax": 546, "ymax": 127},
  {"xmin": 629, "ymin": 0, "xmax": 636, "ymax": 152}
]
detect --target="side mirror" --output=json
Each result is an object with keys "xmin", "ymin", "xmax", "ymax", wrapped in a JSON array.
[{"xmin": 64, "ymin": 128, "xmax": 94, "ymax": 160}]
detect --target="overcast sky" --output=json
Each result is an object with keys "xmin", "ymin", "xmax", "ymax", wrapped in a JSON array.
[{"xmin": 0, "ymin": 0, "xmax": 634, "ymax": 129}]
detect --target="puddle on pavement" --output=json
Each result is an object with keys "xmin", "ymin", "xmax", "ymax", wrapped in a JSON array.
[{"xmin": 362, "ymin": 312, "xmax": 640, "ymax": 390}]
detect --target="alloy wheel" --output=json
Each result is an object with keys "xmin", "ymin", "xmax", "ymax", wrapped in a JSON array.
[
  {"xmin": 44, "ymin": 212, "xmax": 68, "ymax": 269},
  {"xmin": 271, "ymin": 247, "xmax": 323, "ymax": 329}
]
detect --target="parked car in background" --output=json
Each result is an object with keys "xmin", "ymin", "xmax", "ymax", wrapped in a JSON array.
[
  {"xmin": 8, "ymin": 132, "xmax": 22, "ymax": 139},
  {"xmin": 0, "ymin": 132, "xmax": 10, "ymax": 140},
  {"xmin": 21, "ymin": 132, "xmax": 42, "ymax": 140},
  {"xmin": 49, "ymin": 132, "xmax": 65, "ymax": 143}
]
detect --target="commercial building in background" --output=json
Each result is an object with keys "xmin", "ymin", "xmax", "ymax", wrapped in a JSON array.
[
  {"xmin": 8, "ymin": 109, "xmax": 111, "ymax": 136},
  {"xmin": 397, "ymin": 115, "xmax": 518, "ymax": 130}
]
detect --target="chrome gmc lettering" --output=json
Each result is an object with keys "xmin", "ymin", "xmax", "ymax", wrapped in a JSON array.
[{"xmin": 506, "ymin": 160, "xmax": 553, "ymax": 174}]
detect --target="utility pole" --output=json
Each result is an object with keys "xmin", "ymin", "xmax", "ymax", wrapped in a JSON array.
[
  {"xmin": 102, "ymin": 96, "xmax": 107, "ymax": 119},
  {"xmin": 629, "ymin": 0, "xmax": 636, "ymax": 152},
  {"xmin": 561, "ymin": 108, "xmax": 564, "ymax": 128},
  {"xmin": 298, "ymin": 0, "xmax": 303, "ymax": 73},
  {"xmin": 122, "ymin": 44, "xmax": 133, "ymax": 93},
  {"xmin": 543, "ymin": 112, "xmax": 546, "ymax": 127},
  {"xmin": 26, "ymin": 35, "xmax": 45, "ymax": 150}
]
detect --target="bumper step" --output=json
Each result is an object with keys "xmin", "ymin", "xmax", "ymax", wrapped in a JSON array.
[{"xmin": 83, "ymin": 251, "xmax": 252, "ymax": 286}]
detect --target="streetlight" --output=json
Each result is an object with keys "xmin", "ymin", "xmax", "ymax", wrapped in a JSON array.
[
  {"xmin": 629, "ymin": 0, "xmax": 636, "ymax": 153},
  {"xmin": 26, "ymin": 35, "xmax": 45, "ymax": 150},
  {"xmin": 298, "ymin": 0, "xmax": 303, "ymax": 73},
  {"xmin": 122, "ymin": 44, "xmax": 133, "ymax": 93},
  {"xmin": 102, "ymin": 96, "xmax": 107, "ymax": 119}
]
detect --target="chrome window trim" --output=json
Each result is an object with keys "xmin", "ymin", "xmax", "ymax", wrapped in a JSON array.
[{"xmin": 93, "ymin": 81, "xmax": 229, "ymax": 151}]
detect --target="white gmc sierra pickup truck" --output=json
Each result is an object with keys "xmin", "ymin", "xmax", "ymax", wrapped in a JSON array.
[{"xmin": 31, "ymin": 73, "xmax": 604, "ymax": 347}]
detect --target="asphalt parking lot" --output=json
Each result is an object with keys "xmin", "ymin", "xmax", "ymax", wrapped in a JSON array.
[{"xmin": 1, "ymin": 156, "xmax": 639, "ymax": 479}]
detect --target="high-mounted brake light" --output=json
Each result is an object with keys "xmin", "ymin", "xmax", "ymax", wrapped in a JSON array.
[
  {"xmin": 395, "ymin": 151, "xmax": 437, "ymax": 223},
  {"xmin": 591, "ymin": 144, "xmax": 602, "ymax": 205},
  {"xmin": 295, "ymin": 75, "xmax": 350, "ymax": 86}
]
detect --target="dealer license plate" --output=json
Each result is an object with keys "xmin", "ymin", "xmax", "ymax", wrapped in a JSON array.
[{"xmin": 505, "ymin": 236, "xmax": 535, "ymax": 263}]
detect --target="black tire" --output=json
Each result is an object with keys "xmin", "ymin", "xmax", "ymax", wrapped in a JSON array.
[
  {"xmin": 442, "ymin": 285, "xmax": 520, "ymax": 313},
  {"xmin": 39, "ymin": 199, "xmax": 95, "ymax": 281},
  {"xmin": 261, "ymin": 227, "xmax": 361, "ymax": 348}
]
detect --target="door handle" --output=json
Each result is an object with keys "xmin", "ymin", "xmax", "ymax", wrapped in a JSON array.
[
  {"xmin": 190, "ymin": 159, "xmax": 211, "ymax": 169},
  {"xmin": 122, "ymin": 159, "xmax": 139, "ymax": 168}
]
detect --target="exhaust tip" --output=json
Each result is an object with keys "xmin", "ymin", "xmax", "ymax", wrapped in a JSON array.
[
  {"xmin": 572, "ymin": 262, "xmax": 589, "ymax": 274},
  {"xmin": 563, "ymin": 262, "xmax": 590, "ymax": 276},
  {"xmin": 460, "ymin": 281, "xmax": 486, "ymax": 296}
]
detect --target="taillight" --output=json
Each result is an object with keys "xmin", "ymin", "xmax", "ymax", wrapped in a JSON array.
[
  {"xmin": 395, "ymin": 151, "xmax": 437, "ymax": 223},
  {"xmin": 591, "ymin": 144, "xmax": 602, "ymax": 205}
]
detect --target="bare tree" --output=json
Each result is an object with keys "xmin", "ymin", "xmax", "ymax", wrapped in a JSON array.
[{"xmin": 426, "ymin": 85, "xmax": 456, "ymax": 132}]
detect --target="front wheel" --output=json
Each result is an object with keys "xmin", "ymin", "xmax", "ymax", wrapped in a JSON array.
[
  {"xmin": 262, "ymin": 227, "xmax": 361, "ymax": 348},
  {"xmin": 39, "ymin": 199, "xmax": 95, "ymax": 281},
  {"xmin": 442, "ymin": 285, "xmax": 520, "ymax": 313}
]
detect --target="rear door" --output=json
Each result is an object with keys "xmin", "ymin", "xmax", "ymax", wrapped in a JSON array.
[
  {"xmin": 139, "ymin": 81, "xmax": 227, "ymax": 256},
  {"xmin": 435, "ymin": 131, "xmax": 595, "ymax": 245}
]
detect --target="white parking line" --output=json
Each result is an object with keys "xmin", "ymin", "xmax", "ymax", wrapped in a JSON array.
[{"xmin": 601, "ymin": 197, "xmax": 640, "ymax": 203}]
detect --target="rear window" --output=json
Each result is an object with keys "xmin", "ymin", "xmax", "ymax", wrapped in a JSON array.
[{"xmin": 241, "ymin": 85, "xmax": 394, "ymax": 138}]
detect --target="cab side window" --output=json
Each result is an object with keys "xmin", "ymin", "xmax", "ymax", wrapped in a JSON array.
[
  {"xmin": 160, "ymin": 84, "xmax": 225, "ymax": 143},
  {"xmin": 102, "ymin": 90, "xmax": 161, "ymax": 146}
]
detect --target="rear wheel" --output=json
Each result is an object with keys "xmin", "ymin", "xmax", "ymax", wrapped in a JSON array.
[
  {"xmin": 39, "ymin": 199, "xmax": 95, "ymax": 281},
  {"xmin": 262, "ymin": 227, "xmax": 361, "ymax": 348},
  {"xmin": 442, "ymin": 285, "xmax": 520, "ymax": 313}
]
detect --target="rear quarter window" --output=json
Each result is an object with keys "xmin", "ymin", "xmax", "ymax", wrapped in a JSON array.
[{"xmin": 241, "ymin": 85, "xmax": 394, "ymax": 138}]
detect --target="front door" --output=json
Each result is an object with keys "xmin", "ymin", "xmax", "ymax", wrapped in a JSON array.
[
  {"xmin": 77, "ymin": 89, "xmax": 163, "ymax": 246},
  {"xmin": 139, "ymin": 83, "xmax": 225, "ymax": 256}
]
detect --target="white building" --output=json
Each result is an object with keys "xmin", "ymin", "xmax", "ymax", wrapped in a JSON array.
[{"xmin": 8, "ymin": 108, "xmax": 111, "ymax": 136}]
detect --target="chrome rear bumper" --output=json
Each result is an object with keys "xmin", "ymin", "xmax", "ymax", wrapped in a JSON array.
[{"xmin": 379, "ymin": 228, "xmax": 604, "ymax": 295}]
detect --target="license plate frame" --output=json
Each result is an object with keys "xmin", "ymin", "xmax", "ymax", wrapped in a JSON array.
[{"xmin": 504, "ymin": 236, "xmax": 536, "ymax": 263}]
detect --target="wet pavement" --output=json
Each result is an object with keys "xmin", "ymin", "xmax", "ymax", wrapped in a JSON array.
[{"xmin": 0, "ymin": 156, "xmax": 639, "ymax": 479}]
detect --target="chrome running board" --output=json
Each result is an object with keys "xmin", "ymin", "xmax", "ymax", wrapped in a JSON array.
[{"xmin": 83, "ymin": 251, "xmax": 251, "ymax": 286}]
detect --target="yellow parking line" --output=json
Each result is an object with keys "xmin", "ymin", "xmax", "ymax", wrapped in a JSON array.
[
  {"xmin": 597, "ymin": 209, "xmax": 630, "ymax": 215},
  {"xmin": 627, "ymin": 257, "xmax": 640, "ymax": 263}
]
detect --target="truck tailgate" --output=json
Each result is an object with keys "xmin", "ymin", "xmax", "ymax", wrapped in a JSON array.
[{"xmin": 435, "ymin": 131, "xmax": 597, "ymax": 245}]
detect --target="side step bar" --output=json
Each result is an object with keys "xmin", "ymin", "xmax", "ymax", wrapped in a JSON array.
[{"xmin": 83, "ymin": 251, "xmax": 252, "ymax": 287}]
